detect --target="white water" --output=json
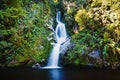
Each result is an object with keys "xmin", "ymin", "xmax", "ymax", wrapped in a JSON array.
[{"xmin": 45, "ymin": 11, "xmax": 67, "ymax": 68}]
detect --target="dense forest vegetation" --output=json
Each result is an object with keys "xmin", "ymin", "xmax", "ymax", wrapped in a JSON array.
[{"xmin": 0, "ymin": 0, "xmax": 120, "ymax": 69}]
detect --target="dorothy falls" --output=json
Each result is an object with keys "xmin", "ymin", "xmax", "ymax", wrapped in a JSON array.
[{"xmin": 45, "ymin": 11, "xmax": 68, "ymax": 68}]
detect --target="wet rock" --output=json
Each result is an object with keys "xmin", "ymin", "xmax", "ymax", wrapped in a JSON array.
[
  {"xmin": 88, "ymin": 50, "xmax": 101, "ymax": 59},
  {"xmin": 60, "ymin": 37, "xmax": 72, "ymax": 54},
  {"xmin": 47, "ymin": 32, "xmax": 54, "ymax": 41},
  {"xmin": 32, "ymin": 63, "xmax": 40, "ymax": 68},
  {"xmin": 88, "ymin": 50, "xmax": 103, "ymax": 66},
  {"xmin": 38, "ymin": 45, "xmax": 44, "ymax": 49},
  {"xmin": 50, "ymin": 42, "xmax": 56, "ymax": 46},
  {"xmin": 40, "ymin": 59, "xmax": 45, "ymax": 63}
]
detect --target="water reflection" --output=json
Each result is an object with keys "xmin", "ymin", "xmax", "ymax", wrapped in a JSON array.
[
  {"xmin": 48, "ymin": 69, "xmax": 65, "ymax": 80},
  {"xmin": 0, "ymin": 67, "xmax": 120, "ymax": 80}
]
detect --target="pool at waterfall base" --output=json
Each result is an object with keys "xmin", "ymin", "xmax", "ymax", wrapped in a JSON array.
[{"xmin": 0, "ymin": 67, "xmax": 120, "ymax": 80}]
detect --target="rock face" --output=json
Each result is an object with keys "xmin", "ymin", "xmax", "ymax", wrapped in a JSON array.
[
  {"xmin": 88, "ymin": 50, "xmax": 101, "ymax": 59},
  {"xmin": 60, "ymin": 37, "xmax": 71, "ymax": 54},
  {"xmin": 32, "ymin": 63, "xmax": 40, "ymax": 68},
  {"xmin": 88, "ymin": 50, "xmax": 103, "ymax": 66}
]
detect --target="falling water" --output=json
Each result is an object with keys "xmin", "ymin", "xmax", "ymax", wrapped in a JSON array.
[{"xmin": 46, "ymin": 11, "xmax": 67, "ymax": 68}]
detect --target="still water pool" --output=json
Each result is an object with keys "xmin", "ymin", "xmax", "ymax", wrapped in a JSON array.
[{"xmin": 0, "ymin": 67, "xmax": 120, "ymax": 80}]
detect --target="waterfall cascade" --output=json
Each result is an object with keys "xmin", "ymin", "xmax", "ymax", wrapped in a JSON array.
[{"xmin": 45, "ymin": 11, "xmax": 67, "ymax": 68}]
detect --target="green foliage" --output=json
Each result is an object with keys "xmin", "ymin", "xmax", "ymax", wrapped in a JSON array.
[
  {"xmin": 0, "ymin": 0, "xmax": 52, "ymax": 67},
  {"xmin": 91, "ymin": 0, "xmax": 102, "ymax": 7},
  {"xmin": 63, "ymin": 30, "xmax": 103, "ymax": 65},
  {"xmin": 75, "ymin": 9, "xmax": 89, "ymax": 30},
  {"xmin": 63, "ymin": 0, "xmax": 120, "ymax": 67},
  {"xmin": 0, "ymin": 0, "xmax": 120, "ymax": 68},
  {"xmin": 63, "ymin": 0, "xmax": 87, "ymax": 34},
  {"xmin": 0, "ymin": 7, "xmax": 27, "ymax": 30}
]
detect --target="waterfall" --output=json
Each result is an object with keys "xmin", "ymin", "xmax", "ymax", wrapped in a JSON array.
[{"xmin": 45, "ymin": 11, "xmax": 67, "ymax": 68}]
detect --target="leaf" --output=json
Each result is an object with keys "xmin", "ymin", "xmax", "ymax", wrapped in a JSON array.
[{"xmin": 103, "ymin": 45, "xmax": 108, "ymax": 56}]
